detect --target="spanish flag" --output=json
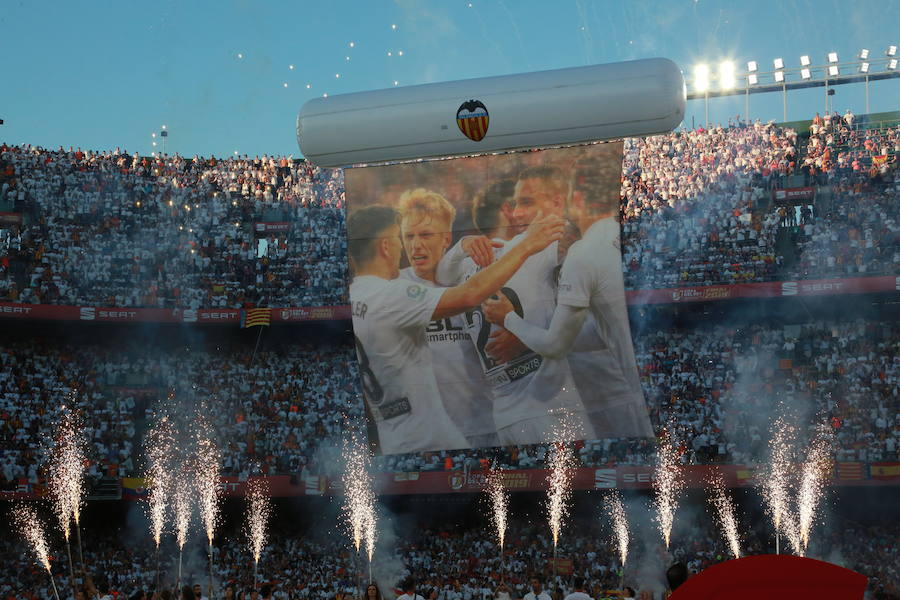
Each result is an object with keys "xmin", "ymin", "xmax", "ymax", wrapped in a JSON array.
[
  {"xmin": 871, "ymin": 155, "xmax": 888, "ymax": 166},
  {"xmin": 241, "ymin": 307, "xmax": 271, "ymax": 328}
]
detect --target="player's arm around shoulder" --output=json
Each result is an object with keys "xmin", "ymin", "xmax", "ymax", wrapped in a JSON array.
[{"xmin": 432, "ymin": 212, "xmax": 565, "ymax": 320}]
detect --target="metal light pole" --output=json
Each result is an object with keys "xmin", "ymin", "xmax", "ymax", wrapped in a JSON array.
[
  {"xmin": 782, "ymin": 82, "xmax": 787, "ymax": 121},
  {"xmin": 704, "ymin": 90, "xmax": 709, "ymax": 128},
  {"xmin": 745, "ymin": 85, "xmax": 750, "ymax": 122}
]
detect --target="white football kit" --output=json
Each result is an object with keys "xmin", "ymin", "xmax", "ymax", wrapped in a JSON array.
[
  {"xmin": 439, "ymin": 236, "xmax": 595, "ymax": 445},
  {"xmin": 557, "ymin": 218, "xmax": 653, "ymax": 438},
  {"xmin": 350, "ymin": 275, "xmax": 470, "ymax": 455},
  {"xmin": 399, "ymin": 268, "xmax": 499, "ymax": 448}
]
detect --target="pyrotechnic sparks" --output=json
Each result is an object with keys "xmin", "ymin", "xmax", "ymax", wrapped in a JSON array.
[
  {"xmin": 14, "ymin": 505, "xmax": 53, "ymax": 572},
  {"xmin": 13, "ymin": 505, "xmax": 61, "ymax": 600},
  {"xmin": 195, "ymin": 428, "xmax": 222, "ymax": 546},
  {"xmin": 761, "ymin": 417, "xmax": 796, "ymax": 553},
  {"xmin": 245, "ymin": 478, "xmax": 271, "ymax": 565},
  {"xmin": 652, "ymin": 431, "xmax": 684, "ymax": 550},
  {"xmin": 545, "ymin": 439, "xmax": 576, "ymax": 548},
  {"xmin": 341, "ymin": 438, "xmax": 378, "ymax": 560},
  {"xmin": 798, "ymin": 428, "xmax": 832, "ymax": 553},
  {"xmin": 173, "ymin": 473, "xmax": 192, "ymax": 550},
  {"xmin": 603, "ymin": 491, "xmax": 629, "ymax": 567},
  {"xmin": 707, "ymin": 473, "xmax": 741, "ymax": 559},
  {"xmin": 48, "ymin": 406, "xmax": 86, "ymax": 539},
  {"xmin": 145, "ymin": 415, "xmax": 175, "ymax": 548},
  {"xmin": 485, "ymin": 468, "xmax": 509, "ymax": 550}
]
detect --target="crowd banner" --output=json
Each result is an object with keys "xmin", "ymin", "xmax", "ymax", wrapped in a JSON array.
[{"xmin": 344, "ymin": 142, "xmax": 654, "ymax": 455}]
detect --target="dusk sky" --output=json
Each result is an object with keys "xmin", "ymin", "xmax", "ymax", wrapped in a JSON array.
[{"xmin": 2, "ymin": 0, "xmax": 898, "ymax": 157}]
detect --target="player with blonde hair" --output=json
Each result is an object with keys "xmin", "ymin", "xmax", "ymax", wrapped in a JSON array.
[{"xmin": 397, "ymin": 188, "xmax": 500, "ymax": 448}]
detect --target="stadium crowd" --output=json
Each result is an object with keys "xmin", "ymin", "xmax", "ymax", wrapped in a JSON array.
[
  {"xmin": 1, "ymin": 316, "xmax": 896, "ymax": 488},
  {"xmin": 2, "ymin": 118, "xmax": 897, "ymax": 309},
  {"xmin": 2, "ymin": 513, "xmax": 897, "ymax": 600},
  {"xmin": 0, "ymin": 145, "xmax": 347, "ymax": 308}
]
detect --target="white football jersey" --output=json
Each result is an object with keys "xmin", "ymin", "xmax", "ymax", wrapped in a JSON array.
[
  {"xmin": 349, "ymin": 275, "xmax": 470, "ymax": 454},
  {"xmin": 399, "ymin": 268, "xmax": 497, "ymax": 441},
  {"xmin": 557, "ymin": 218, "xmax": 653, "ymax": 437},
  {"xmin": 461, "ymin": 235, "xmax": 589, "ymax": 435}
]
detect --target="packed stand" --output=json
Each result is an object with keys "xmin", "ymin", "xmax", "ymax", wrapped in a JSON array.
[
  {"xmin": 0, "ymin": 144, "xmax": 347, "ymax": 308},
  {"xmin": 2, "ymin": 315, "xmax": 897, "ymax": 490},
  {"xmin": 2, "ymin": 513, "xmax": 897, "ymax": 600},
  {"xmin": 3, "ymin": 118, "xmax": 899, "ymax": 311},
  {"xmin": 0, "ymin": 339, "xmax": 360, "ymax": 489},
  {"xmin": 801, "ymin": 110, "xmax": 899, "ymax": 184},
  {"xmin": 619, "ymin": 121, "xmax": 795, "ymax": 289}
]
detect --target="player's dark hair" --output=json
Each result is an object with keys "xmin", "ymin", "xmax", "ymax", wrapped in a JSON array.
[
  {"xmin": 517, "ymin": 165, "xmax": 568, "ymax": 201},
  {"xmin": 518, "ymin": 164, "xmax": 564, "ymax": 184},
  {"xmin": 472, "ymin": 179, "xmax": 515, "ymax": 236},
  {"xmin": 571, "ymin": 158, "xmax": 621, "ymax": 215},
  {"xmin": 572, "ymin": 577, "xmax": 585, "ymax": 590},
  {"xmin": 347, "ymin": 205, "xmax": 400, "ymax": 269}
]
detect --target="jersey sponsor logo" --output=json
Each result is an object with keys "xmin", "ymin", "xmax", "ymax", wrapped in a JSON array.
[
  {"xmin": 456, "ymin": 99, "xmax": 489, "ymax": 142},
  {"xmin": 406, "ymin": 284, "xmax": 427, "ymax": 300},
  {"xmin": 379, "ymin": 398, "xmax": 412, "ymax": 420}
]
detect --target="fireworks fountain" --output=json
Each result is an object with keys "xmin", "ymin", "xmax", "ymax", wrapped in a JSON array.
[
  {"xmin": 173, "ymin": 472, "xmax": 193, "ymax": 592},
  {"xmin": 797, "ymin": 427, "xmax": 833, "ymax": 555},
  {"xmin": 196, "ymin": 427, "xmax": 222, "ymax": 600},
  {"xmin": 484, "ymin": 468, "xmax": 509, "ymax": 580},
  {"xmin": 14, "ymin": 505, "xmax": 61, "ymax": 600},
  {"xmin": 652, "ymin": 430, "xmax": 684, "ymax": 552},
  {"xmin": 47, "ymin": 405, "xmax": 87, "ymax": 592},
  {"xmin": 761, "ymin": 417, "xmax": 797, "ymax": 555},
  {"xmin": 602, "ymin": 491, "xmax": 629, "ymax": 589},
  {"xmin": 707, "ymin": 473, "xmax": 742, "ymax": 559},
  {"xmin": 245, "ymin": 478, "xmax": 272, "ymax": 590},
  {"xmin": 545, "ymin": 436, "xmax": 575, "ymax": 583},
  {"xmin": 145, "ymin": 415, "xmax": 175, "ymax": 592},
  {"xmin": 341, "ymin": 437, "xmax": 378, "ymax": 588}
]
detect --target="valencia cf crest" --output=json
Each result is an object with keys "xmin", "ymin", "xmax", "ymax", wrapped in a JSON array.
[{"xmin": 456, "ymin": 99, "xmax": 489, "ymax": 141}]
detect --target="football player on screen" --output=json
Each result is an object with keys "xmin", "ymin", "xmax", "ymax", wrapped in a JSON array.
[
  {"xmin": 482, "ymin": 157, "xmax": 653, "ymax": 438},
  {"xmin": 436, "ymin": 166, "xmax": 595, "ymax": 445},
  {"xmin": 347, "ymin": 203, "xmax": 565, "ymax": 455},
  {"xmin": 396, "ymin": 188, "xmax": 499, "ymax": 449}
]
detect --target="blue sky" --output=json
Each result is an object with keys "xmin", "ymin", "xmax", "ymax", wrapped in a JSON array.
[{"xmin": 2, "ymin": 0, "xmax": 898, "ymax": 158}]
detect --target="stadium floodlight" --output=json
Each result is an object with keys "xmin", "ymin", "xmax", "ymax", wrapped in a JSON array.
[
  {"xmin": 860, "ymin": 62, "xmax": 870, "ymax": 73},
  {"xmin": 719, "ymin": 61, "xmax": 736, "ymax": 90},
  {"xmin": 889, "ymin": 58, "xmax": 898, "ymax": 70},
  {"xmin": 748, "ymin": 73, "xmax": 758, "ymax": 86},
  {"xmin": 774, "ymin": 70, "xmax": 785, "ymax": 83},
  {"xmin": 827, "ymin": 52, "xmax": 839, "ymax": 63},
  {"xmin": 773, "ymin": 58, "xmax": 784, "ymax": 70},
  {"xmin": 800, "ymin": 55, "xmax": 811, "ymax": 66},
  {"xmin": 887, "ymin": 45, "xmax": 897, "ymax": 57},
  {"xmin": 828, "ymin": 65, "xmax": 839, "ymax": 76},
  {"xmin": 800, "ymin": 68, "xmax": 811, "ymax": 80},
  {"xmin": 859, "ymin": 48, "xmax": 869, "ymax": 60},
  {"xmin": 693, "ymin": 63, "xmax": 710, "ymax": 92},
  {"xmin": 747, "ymin": 60, "xmax": 757, "ymax": 73}
]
